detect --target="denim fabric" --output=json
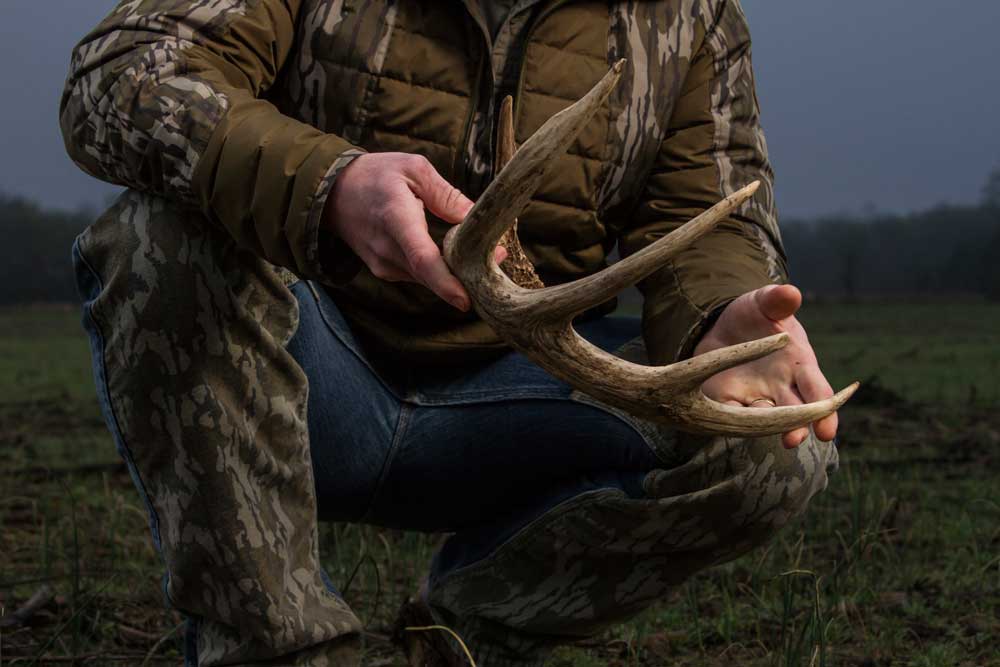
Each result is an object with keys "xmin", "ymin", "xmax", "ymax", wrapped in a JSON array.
[{"xmin": 287, "ymin": 282, "xmax": 663, "ymax": 545}]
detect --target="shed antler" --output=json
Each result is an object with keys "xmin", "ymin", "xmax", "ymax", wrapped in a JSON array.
[{"xmin": 443, "ymin": 60, "xmax": 858, "ymax": 436}]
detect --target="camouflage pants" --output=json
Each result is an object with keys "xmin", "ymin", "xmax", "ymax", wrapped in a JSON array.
[{"xmin": 74, "ymin": 192, "xmax": 837, "ymax": 667}]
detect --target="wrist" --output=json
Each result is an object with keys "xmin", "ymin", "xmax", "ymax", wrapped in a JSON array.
[
  {"xmin": 323, "ymin": 151, "xmax": 368, "ymax": 238},
  {"xmin": 689, "ymin": 300, "xmax": 734, "ymax": 357},
  {"xmin": 316, "ymin": 149, "xmax": 367, "ymax": 284}
]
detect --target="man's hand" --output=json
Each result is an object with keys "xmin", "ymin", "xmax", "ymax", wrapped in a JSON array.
[
  {"xmin": 325, "ymin": 152, "xmax": 506, "ymax": 311},
  {"xmin": 693, "ymin": 284, "xmax": 837, "ymax": 449}
]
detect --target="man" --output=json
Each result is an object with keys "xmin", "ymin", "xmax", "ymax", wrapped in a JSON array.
[{"xmin": 61, "ymin": 1, "xmax": 840, "ymax": 665}]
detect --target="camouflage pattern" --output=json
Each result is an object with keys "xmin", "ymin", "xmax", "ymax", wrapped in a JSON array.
[
  {"xmin": 705, "ymin": 0, "xmax": 786, "ymax": 284},
  {"xmin": 424, "ymin": 339, "xmax": 838, "ymax": 665},
  {"xmin": 59, "ymin": 0, "xmax": 249, "ymax": 203},
  {"xmin": 60, "ymin": 0, "xmax": 359, "ymax": 281},
  {"xmin": 75, "ymin": 191, "xmax": 362, "ymax": 666},
  {"xmin": 62, "ymin": 1, "xmax": 809, "ymax": 665},
  {"xmin": 428, "ymin": 428, "xmax": 838, "ymax": 666},
  {"xmin": 611, "ymin": 0, "xmax": 789, "ymax": 363},
  {"xmin": 418, "ymin": 335, "xmax": 836, "ymax": 665}
]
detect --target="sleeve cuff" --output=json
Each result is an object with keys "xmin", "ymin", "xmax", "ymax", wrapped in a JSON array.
[
  {"xmin": 642, "ymin": 278, "xmax": 745, "ymax": 365},
  {"xmin": 639, "ymin": 222, "xmax": 786, "ymax": 364},
  {"xmin": 300, "ymin": 148, "xmax": 367, "ymax": 285}
]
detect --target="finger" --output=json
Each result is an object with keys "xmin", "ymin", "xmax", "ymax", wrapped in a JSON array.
[
  {"xmin": 362, "ymin": 234, "xmax": 418, "ymax": 283},
  {"xmin": 392, "ymin": 221, "xmax": 471, "ymax": 311},
  {"xmin": 782, "ymin": 430, "xmax": 809, "ymax": 449},
  {"xmin": 494, "ymin": 246, "xmax": 509, "ymax": 264},
  {"xmin": 367, "ymin": 257, "xmax": 411, "ymax": 283},
  {"xmin": 795, "ymin": 365, "xmax": 839, "ymax": 442},
  {"xmin": 404, "ymin": 156, "xmax": 474, "ymax": 223},
  {"xmin": 772, "ymin": 385, "xmax": 811, "ymax": 449},
  {"xmin": 755, "ymin": 284, "xmax": 802, "ymax": 322}
]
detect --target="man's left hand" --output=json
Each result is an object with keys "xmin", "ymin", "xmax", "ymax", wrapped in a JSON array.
[{"xmin": 693, "ymin": 284, "xmax": 837, "ymax": 449}]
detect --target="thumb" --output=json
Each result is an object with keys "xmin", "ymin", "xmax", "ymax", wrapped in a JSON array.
[
  {"xmin": 405, "ymin": 157, "xmax": 474, "ymax": 224},
  {"xmin": 754, "ymin": 284, "xmax": 802, "ymax": 322}
]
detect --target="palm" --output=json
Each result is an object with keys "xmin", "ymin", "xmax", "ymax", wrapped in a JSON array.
[{"xmin": 693, "ymin": 284, "xmax": 838, "ymax": 448}]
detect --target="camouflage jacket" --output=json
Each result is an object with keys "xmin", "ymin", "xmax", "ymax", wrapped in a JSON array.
[{"xmin": 61, "ymin": 0, "xmax": 787, "ymax": 365}]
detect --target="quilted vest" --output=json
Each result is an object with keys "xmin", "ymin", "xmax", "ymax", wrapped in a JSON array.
[{"xmin": 270, "ymin": 0, "xmax": 709, "ymax": 362}]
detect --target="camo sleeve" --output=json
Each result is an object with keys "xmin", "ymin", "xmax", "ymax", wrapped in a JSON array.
[
  {"xmin": 59, "ymin": 0, "xmax": 363, "ymax": 282},
  {"xmin": 619, "ymin": 0, "xmax": 788, "ymax": 365}
]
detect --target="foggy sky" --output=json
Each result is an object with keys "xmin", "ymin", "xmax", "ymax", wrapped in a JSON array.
[{"xmin": 1, "ymin": 0, "xmax": 998, "ymax": 219}]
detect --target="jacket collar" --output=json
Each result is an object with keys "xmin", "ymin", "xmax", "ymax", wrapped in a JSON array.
[{"xmin": 460, "ymin": 0, "xmax": 566, "ymax": 48}]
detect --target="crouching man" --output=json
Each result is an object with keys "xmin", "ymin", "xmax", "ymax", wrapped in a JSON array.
[{"xmin": 62, "ymin": 1, "xmax": 841, "ymax": 665}]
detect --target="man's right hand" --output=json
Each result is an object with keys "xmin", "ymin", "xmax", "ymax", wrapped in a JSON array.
[{"xmin": 324, "ymin": 152, "xmax": 505, "ymax": 312}]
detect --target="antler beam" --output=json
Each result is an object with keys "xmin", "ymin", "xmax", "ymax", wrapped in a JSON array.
[{"xmin": 443, "ymin": 60, "xmax": 858, "ymax": 436}]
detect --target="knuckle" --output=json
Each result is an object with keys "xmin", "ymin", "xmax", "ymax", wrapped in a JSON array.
[
  {"xmin": 376, "ymin": 202, "xmax": 408, "ymax": 232},
  {"xmin": 408, "ymin": 154, "xmax": 433, "ymax": 176},
  {"xmin": 373, "ymin": 205, "xmax": 393, "ymax": 230},
  {"xmin": 367, "ymin": 238, "xmax": 393, "ymax": 261},
  {"xmin": 407, "ymin": 246, "xmax": 438, "ymax": 274},
  {"xmin": 369, "ymin": 261, "xmax": 396, "ymax": 281}
]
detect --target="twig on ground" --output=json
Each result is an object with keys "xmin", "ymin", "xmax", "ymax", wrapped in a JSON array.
[
  {"xmin": 117, "ymin": 622, "xmax": 161, "ymax": 643},
  {"xmin": 140, "ymin": 621, "xmax": 184, "ymax": 667},
  {"xmin": 24, "ymin": 575, "xmax": 118, "ymax": 666},
  {"xmin": 0, "ymin": 585, "xmax": 54, "ymax": 629},
  {"xmin": 404, "ymin": 625, "xmax": 476, "ymax": 667}
]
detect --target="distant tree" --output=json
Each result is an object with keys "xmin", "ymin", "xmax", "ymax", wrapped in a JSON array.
[
  {"xmin": 983, "ymin": 166, "xmax": 1000, "ymax": 209},
  {"xmin": 0, "ymin": 193, "xmax": 91, "ymax": 305},
  {"xmin": 833, "ymin": 223, "xmax": 865, "ymax": 299}
]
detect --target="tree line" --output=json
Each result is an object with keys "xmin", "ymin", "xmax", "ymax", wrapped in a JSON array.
[
  {"xmin": 0, "ymin": 194, "xmax": 95, "ymax": 305},
  {"xmin": 2, "ymin": 170, "xmax": 999, "ymax": 306},
  {"xmin": 782, "ymin": 200, "xmax": 1000, "ymax": 300}
]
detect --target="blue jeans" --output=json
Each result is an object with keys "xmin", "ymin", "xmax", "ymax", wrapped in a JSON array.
[{"xmin": 287, "ymin": 281, "xmax": 663, "ymax": 571}]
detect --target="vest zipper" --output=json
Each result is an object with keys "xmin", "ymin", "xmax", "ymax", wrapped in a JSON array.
[
  {"xmin": 457, "ymin": 0, "xmax": 573, "ymax": 193},
  {"xmin": 454, "ymin": 19, "xmax": 487, "ymax": 193}
]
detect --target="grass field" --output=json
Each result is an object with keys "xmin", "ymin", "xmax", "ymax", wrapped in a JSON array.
[{"xmin": 1, "ymin": 301, "xmax": 998, "ymax": 666}]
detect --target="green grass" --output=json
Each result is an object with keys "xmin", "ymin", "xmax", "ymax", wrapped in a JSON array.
[
  {"xmin": 0, "ymin": 304, "xmax": 97, "ymax": 404},
  {"xmin": 798, "ymin": 299, "xmax": 1000, "ymax": 407},
  {"xmin": 1, "ymin": 302, "xmax": 998, "ymax": 666}
]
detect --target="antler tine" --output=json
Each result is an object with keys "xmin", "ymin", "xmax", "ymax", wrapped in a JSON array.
[
  {"xmin": 520, "ymin": 327, "xmax": 858, "ymax": 435},
  {"xmin": 652, "ymin": 332, "xmax": 792, "ymax": 391},
  {"xmin": 444, "ymin": 59, "xmax": 626, "ymax": 266},
  {"xmin": 665, "ymin": 382, "xmax": 861, "ymax": 436},
  {"xmin": 509, "ymin": 182, "xmax": 761, "ymax": 322}
]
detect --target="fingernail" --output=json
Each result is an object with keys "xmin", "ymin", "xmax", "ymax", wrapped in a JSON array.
[{"xmin": 452, "ymin": 297, "xmax": 470, "ymax": 312}]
